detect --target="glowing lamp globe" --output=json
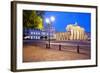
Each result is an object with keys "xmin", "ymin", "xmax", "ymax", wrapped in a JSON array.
[
  {"xmin": 45, "ymin": 18, "xmax": 50, "ymax": 24},
  {"xmin": 50, "ymin": 16, "xmax": 55, "ymax": 22}
]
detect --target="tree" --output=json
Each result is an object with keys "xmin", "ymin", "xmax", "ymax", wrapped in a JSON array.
[{"xmin": 23, "ymin": 10, "xmax": 44, "ymax": 30}]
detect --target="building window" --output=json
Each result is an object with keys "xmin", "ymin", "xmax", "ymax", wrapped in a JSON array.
[
  {"xmin": 35, "ymin": 36, "xmax": 37, "ymax": 39},
  {"xmin": 42, "ymin": 32, "xmax": 45, "ymax": 35},
  {"xmin": 30, "ymin": 32, "xmax": 33, "ymax": 35},
  {"xmin": 37, "ymin": 36, "xmax": 40, "ymax": 39},
  {"xmin": 33, "ymin": 32, "xmax": 35, "ymax": 35},
  {"xmin": 38, "ymin": 32, "xmax": 40, "ymax": 35}
]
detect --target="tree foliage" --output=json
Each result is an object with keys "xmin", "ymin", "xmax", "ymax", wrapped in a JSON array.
[{"xmin": 23, "ymin": 10, "xmax": 44, "ymax": 30}]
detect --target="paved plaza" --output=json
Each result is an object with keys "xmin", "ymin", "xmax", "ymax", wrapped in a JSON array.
[{"xmin": 23, "ymin": 40, "xmax": 91, "ymax": 62}]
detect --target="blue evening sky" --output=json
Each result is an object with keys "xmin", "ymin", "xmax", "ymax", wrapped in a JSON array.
[{"xmin": 43, "ymin": 11, "xmax": 91, "ymax": 32}]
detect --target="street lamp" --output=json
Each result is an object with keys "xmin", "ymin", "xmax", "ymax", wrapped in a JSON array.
[
  {"xmin": 45, "ymin": 18, "xmax": 50, "ymax": 24},
  {"xmin": 45, "ymin": 16, "xmax": 55, "ymax": 48},
  {"xmin": 50, "ymin": 16, "xmax": 55, "ymax": 22}
]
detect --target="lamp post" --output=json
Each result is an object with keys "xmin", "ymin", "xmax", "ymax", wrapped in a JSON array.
[{"xmin": 45, "ymin": 16, "xmax": 55, "ymax": 48}]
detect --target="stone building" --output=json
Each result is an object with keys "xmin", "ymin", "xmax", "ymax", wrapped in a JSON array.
[
  {"xmin": 54, "ymin": 23, "xmax": 88, "ymax": 41},
  {"xmin": 54, "ymin": 32, "xmax": 70, "ymax": 40}
]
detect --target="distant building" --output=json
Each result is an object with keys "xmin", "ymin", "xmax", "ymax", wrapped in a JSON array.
[
  {"xmin": 54, "ymin": 23, "xmax": 89, "ymax": 41},
  {"xmin": 23, "ymin": 23, "xmax": 90, "ymax": 41},
  {"xmin": 23, "ymin": 27, "xmax": 55, "ymax": 40},
  {"xmin": 54, "ymin": 32, "xmax": 70, "ymax": 40}
]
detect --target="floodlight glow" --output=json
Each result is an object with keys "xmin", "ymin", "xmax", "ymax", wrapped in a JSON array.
[
  {"xmin": 50, "ymin": 16, "xmax": 55, "ymax": 22},
  {"xmin": 45, "ymin": 18, "xmax": 50, "ymax": 24}
]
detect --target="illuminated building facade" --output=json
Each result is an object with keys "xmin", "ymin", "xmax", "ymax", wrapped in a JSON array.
[
  {"xmin": 24, "ymin": 23, "xmax": 89, "ymax": 41},
  {"xmin": 23, "ymin": 27, "xmax": 55, "ymax": 40},
  {"xmin": 54, "ymin": 23, "xmax": 88, "ymax": 40}
]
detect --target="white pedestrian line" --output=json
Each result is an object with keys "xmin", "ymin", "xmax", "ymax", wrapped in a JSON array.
[{"xmin": 50, "ymin": 42, "xmax": 89, "ymax": 46}]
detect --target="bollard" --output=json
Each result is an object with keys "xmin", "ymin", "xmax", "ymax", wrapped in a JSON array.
[
  {"xmin": 59, "ymin": 44, "xmax": 61, "ymax": 51},
  {"xmin": 46, "ymin": 44, "xmax": 48, "ymax": 48},
  {"xmin": 77, "ymin": 45, "xmax": 80, "ymax": 53}
]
